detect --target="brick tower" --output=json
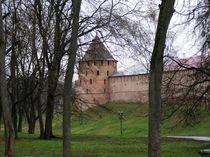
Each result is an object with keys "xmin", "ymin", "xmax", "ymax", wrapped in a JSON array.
[{"xmin": 76, "ymin": 36, "xmax": 117, "ymax": 105}]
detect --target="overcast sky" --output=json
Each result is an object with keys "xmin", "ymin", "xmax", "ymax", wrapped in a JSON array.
[
  {"xmin": 113, "ymin": 0, "xmax": 203, "ymax": 71},
  {"xmin": 72, "ymin": 0, "xmax": 205, "ymax": 80}
]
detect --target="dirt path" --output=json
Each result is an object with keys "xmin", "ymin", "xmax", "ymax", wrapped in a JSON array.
[{"xmin": 166, "ymin": 136, "xmax": 210, "ymax": 142}]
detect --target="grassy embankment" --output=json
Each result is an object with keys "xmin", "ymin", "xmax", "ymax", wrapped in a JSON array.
[{"xmin": 0, "ymin": 103, "xmax": 210, "ymax": 157}]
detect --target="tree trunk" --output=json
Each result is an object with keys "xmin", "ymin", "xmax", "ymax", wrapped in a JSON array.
[
  {"xmin": 148, "ymin": 1, "xmax": 175, "ymax": 157},
  {"xmin": 63, "ymin": 0, "xmax": 82, "ymax": 156},
  {"xmin": 0, "ymin": 102, "xmax": 2, "ymax": 129},
  {"xmin": 28, "ymin": 101, "xmax": 36, "ymax": 134},
  {"xmin": 37, "ymin": 94, "xmax": 44, "ymax": 138},
  {"xmin": 17, "ymin": 106, "xmax": 23, "ymax": 132},
  {"xmin": 0, "ymin": 1, "xmax": 15, "ymax": 156},
  {"xmin": 31, "ymin": 11, "xmax": 45, "ymax": 138},
  {"xmin": 11, "ymin": 102, "xmax": 18, "ymax": 138},
  {"xmin": 44, "ymin": 70, "xmax": 58, "ymax": 139},
  {"xmin": 0, "ymin": 101, "xmax": 2, "ymax": 129},
  {"xmin": 10, "ymin": 35, "xmax": 18, "ymax": 138},
  {"xmin": 10, "ymin": 1, "xmax": 18, "ymax": 138},
  {"xmin": 24, "ymin": 106, "xmax": 30, "ymax": 126},
  {"xmin": 41, "ymin": 1, "xmax": 62, "ymax": 139}
]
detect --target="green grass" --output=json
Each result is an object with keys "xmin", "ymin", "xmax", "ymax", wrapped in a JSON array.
[
  {"xmin": 0, "ymin": 103, "xmax": 210, "ymax": 156},
  {"xmin": 71, "ymin": 103, "xmax": 149, "ymax": 137}
]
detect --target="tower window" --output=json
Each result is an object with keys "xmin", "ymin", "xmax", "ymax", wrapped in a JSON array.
[
  {"xmin": 108, "ymin": 61, "xmax": 110, "ymax": 65},
  {"xmin": 107, "ymin": 71, "xmax": 109, "ymax": 76},
  {"xmin": 97, "ymin": 70, "xmax": 99, "ymax": 75},
  {"xmin": 104, "ymin": 88, "xmax": 106, "ymax": 93},
  {"xmin": 86, "ymin": 89, "xmax": 88, "ymax": 94},
  {"xmin": 104, "ymin": 79, "xmax": 106, "ymax": 84},
  {"xmin": 90, "ymin": 79, "xmax": 92, "ymax": 84},
  {"xmin": 101, "ymin": 60, "xmax": 103, "ymax": 66},
  {"xmin": 94, "ymin": 61, "xmax": 96, "ymax": 65}
]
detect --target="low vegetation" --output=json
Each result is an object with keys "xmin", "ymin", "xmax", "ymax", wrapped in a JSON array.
[{"xmin": 0, "ymin": 103, "xmax": 210, "ymax": 157}]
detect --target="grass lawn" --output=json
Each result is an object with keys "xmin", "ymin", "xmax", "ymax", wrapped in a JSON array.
[{"xmin": 0, "ymin": 103, "xmax": 210, "ymax": 156}]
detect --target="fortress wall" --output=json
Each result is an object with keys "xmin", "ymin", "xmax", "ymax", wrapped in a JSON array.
[
  {"xmin": 77, "ymin": 65, "xmax": 202, "ymax": 105},
  {"xmin": 108, "ymin": 74, "xmax": 149, "ymax": 103},
  {"xmin": 108, "ymin": 69, "xmax": 198, "ymax": 103},
  {"xmin": 161, "ymin": 69, "xmax": 207, "ymax": 102},
  {"xmin": 161, "ymin": 70, "xmax": 191, "ymax": 100}
]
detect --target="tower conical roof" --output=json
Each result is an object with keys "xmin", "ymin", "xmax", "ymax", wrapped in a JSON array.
[{"xmin": 83, "ymin": 36, "xmax": 116, "ymax": 61}]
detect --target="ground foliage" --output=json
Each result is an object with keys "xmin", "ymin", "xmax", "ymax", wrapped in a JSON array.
[{"xmin": 0, "ymin": 103, "xmax": 209, "ymax": 157}]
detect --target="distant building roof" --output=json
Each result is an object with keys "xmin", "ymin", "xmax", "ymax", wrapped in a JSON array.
[
  {"xmin": 111, "ymin": 55, "xmax": 210, "ymax": 77},
  {"xmin": 111, "ymin": 64, "xmax": 148, "ymax": 77},
  {"xmin": 83, "ymin": 36, "xmax": 116, "ymax": 61},
  {"xmin": 164, "ymin": 55, "xmax": 210, "ymax": 71}
]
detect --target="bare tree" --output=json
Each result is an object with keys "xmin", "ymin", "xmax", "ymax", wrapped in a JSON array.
[
  {"xmin": 160, "ymin": 0, "xmax": 210, "ymax": 126},
  {"xmin": 0, "ymin": 0, "xmax": 15, "ymax": 156},
  {"xmin": 63, "ymin": 1, "xmax": 82, "ymax": 156},
  {"xmin": 148, "ymin": 1, "xmax": 175, "ymax": 157},
  {"xmin": 161, "ymin": 55, "xmax": 210, "ymax": 127}
]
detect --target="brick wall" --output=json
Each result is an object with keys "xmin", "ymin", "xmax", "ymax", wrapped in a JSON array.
[
  {"xmin": 108, "ymin": 74, "xmax": 149, "ymax": 103},
  {"xmin": 76, "ymin": 62, "xmax": 204, "ymax": 105},
  {"xmin": 76, "ymin": 60, "xmax": 117, "ymax": 105}
]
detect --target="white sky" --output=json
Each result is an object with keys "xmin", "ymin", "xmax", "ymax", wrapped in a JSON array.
[
  {"xmin": 73, "ymin": 0, "xmax": 205, "ymax": 81},
  {"xmin": 114, "ymin": 0, "xmax": 203, "ymax": 71}
]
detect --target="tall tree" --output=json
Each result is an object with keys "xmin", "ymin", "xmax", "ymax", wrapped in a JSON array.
[
  {"xmin": 148, "ymin": 0, "xmax": 175, "ymax": 157},
  {"xmin": 63, "ymin": 0, "xmax": 82, "ymax": 156},
  {"xmin": 0, "ymin": 0, "xmax": 15, "ymax": 156}
]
